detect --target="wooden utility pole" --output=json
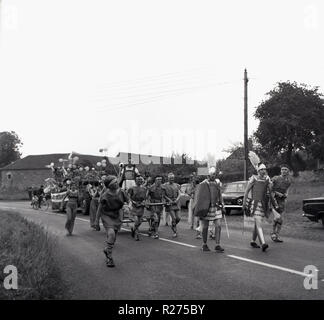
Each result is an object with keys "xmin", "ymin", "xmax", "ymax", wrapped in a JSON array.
[{"xmin": 244, "ymin": 69, "xmax": 249, "ymax": 180}]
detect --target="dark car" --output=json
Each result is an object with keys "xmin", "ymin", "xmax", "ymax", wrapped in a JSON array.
[
  {"xmin": 222, "ymin": 181, "xmax": 248, "ymax": 215},
  {"xmin": 302, "ymin": 197, "xmax": 324, "ymax": 227}
]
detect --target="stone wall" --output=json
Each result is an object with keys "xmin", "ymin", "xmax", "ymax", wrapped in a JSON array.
[{"xmin": 0, "ymin": 169, "xmax": 52, "ymax": 200}]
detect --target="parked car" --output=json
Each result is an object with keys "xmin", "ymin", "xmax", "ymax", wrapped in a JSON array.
[
  {"xmin": 222, "ymin": 181, "xmax": 248, "ymax": 215},
  {"xmin": 51, "ymin": 191, "xmax": 68, "ymax": 211},
  {"xmin": 302, "ymin": 197, "xmax": 324, "ymax": 227},
  {"xmin": 178, "ymin": 183, "xmax": 191, "ymax": 209}
]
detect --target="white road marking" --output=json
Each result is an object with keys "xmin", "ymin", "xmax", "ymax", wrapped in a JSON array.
[
  {"xmin": 120, "ymin": 227, "xmax": 198, "ymax": 248},
  {"xmin": 228, "ymin": 254, "xmax": 315, "ymax": 278},
  {"xmin": 156, "ymin": 237, "xmax": 197, "ymax": 248}
]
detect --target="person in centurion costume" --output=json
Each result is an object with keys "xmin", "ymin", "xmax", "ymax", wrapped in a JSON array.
[
  {"xmin": 270, "ymin": 164, "xmax": 292, "ymax": 243},
  {"xmin": 163, "ymin": 173, "xmax": 181, "ymax": 238},
  {"xmin": 128, "ymin": 176, "xmax": 147, "ymax": 241},
  {"xmin": 193, "ymin": 167, "xmax": 225, "ymax": 252},
  {"xmin": 118, "ymin": 159, "xmax": 140, "ymax": 191},
  {"xmin": 243, "ymin": 152, "xmax": 274, "ymax": 252},
  {"xmin": 146, "ymin": 175, "xmax": 165, "ymax": 239},
  {"xmin": 94, "ymin": 175, "xmax": 129, "ymax": 268}
]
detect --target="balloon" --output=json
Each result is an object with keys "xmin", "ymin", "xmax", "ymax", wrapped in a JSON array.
[
  {"xmin": 50, "ymin": 162, "xmax": 54, "ymax": 167},
  {"xmin": 59, "ymin": 158, "xmax": 63, "ymax": 163},
  {"xmin": 66, "ymin": 180, "xmax": 71, "ymax": 185},
  {"xmin": 85, "ymin": 166, "xmax": 89, "ymax": 171},
  {"xmin": 72, "ymin": 164, "xmax": 77, "ymax": 169},
  {"xmin": 101, "ymin": 159, "xmax": 107, "ymax": 163},
  {"xmin": 102, "ymin": 163, "xmax": 106, "ymax": 168},
  {"xmin": 79, "ymin": 167, "xmax": 83, "ymax": 171},
  {"xmin": 96, "ymin": 162, "xmax": 102, "ymax": 167},
  {"xmin": 68, "ymin": 164, "xmax": 73, "ymax": 168},
  {"xmin": 92, "ymin": 168, "xmax": 95, "ymax": 171}
]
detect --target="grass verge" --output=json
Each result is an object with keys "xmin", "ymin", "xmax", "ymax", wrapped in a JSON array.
[{"xmin": 0, "ymin": 210, "xmax": 69, "ymax": 300}]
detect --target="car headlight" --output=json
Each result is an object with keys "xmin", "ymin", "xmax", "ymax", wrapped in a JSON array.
[{"xmin": 237, "ymin": 198, "xmax": 243, "ymax": 205}]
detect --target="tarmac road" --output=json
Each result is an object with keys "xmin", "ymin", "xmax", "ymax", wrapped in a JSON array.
[{"xmin": 1, "ymin": 201, "xmax": 324, "ymax": 300}]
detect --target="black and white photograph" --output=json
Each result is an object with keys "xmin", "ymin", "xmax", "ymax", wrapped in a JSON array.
[{"xmin": 0, "ymin": 0, "xmax": 324, "ymax": 312}]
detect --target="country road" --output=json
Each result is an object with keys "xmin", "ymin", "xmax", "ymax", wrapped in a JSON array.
[{"xmin": 1, "ymin": 201, "xmax": 324, "ymax": 300}]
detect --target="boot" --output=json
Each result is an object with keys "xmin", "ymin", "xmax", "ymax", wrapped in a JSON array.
[
  {"xmin": 103, "ymin": 248, "xmax": 115, "ymax": 267},
  {"xmin": 201, "ymin": 244, "xmax": 210, "ymax": 252},
  {"xmin": 262, "ymin": 243, "xmax": 269, "ymax": 252},
  {"xmin": 215, "ymin": 245, "xmax": 225, "ymax": 253}
]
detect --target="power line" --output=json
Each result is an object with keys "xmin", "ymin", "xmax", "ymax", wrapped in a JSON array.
[
  {"xmin": 96, "ymin": 80, "xmax": 240, "ymax": 112},
  {"xmin": 93, "ymin": 73, "xmax": 230, "ymax": 100},
  {"xmin": 93, "ymin": 78, "xmax": 240, "ymax": 103},
  {"xmin": 96, "ymin": 66, "xmax": 223, "ymax": 90}
]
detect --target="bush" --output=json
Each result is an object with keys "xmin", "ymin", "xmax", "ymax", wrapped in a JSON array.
[{"xmin": 0, "ymin": 211, "xmax": 68, "ymax": 300}]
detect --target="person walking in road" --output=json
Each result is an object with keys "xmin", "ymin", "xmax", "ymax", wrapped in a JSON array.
[
  {"xmin": 163, "ymin": 173, "xmax": 181, "ymax": 238},
  {"xmin": 270, "ymin": 164, "xmax": 292, "ymax": 243},
  {"xmin": 193, "ymin": 167, "xmax": 225, "ymax": 252},
  {"xmin": 63, "ymin": 183, "xmax": 80, "ymax": 236},
  {"xmin": 89, "ymin": 181, "xmax": 101, "ymax": 229},
  {"xmin": 118, "ymin": 160, "xmax": 140, "ymax": 191},
  {"xmin": 243, "ymin": 163, "xmax": 273, "ymax": 252},
  {"xmin": 128, "ymin": 176, "xmax": 147, "ymax": 241},
  {"xmin": 146, "ymin": 175, "xmax": 165, "ymax": 239},
  {"xmin": 94, "ymin": 175, "xmax": 129, "ymax": 268}
]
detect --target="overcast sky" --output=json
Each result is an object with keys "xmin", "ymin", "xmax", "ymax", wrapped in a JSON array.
[{"xmin": 1, "ymin": 0, "xmax": 323, "ymax": 162}]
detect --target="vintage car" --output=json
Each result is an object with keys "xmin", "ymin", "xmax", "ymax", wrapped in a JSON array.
[
  {"xmin": 222, "ymin": 181, "xmax": 248, "ymax": 215},
  {"xmin": 302, "ymin": 197, "xmax": 324, "ymax": 227},
  {"xmin": 179, "ymin": 183, "xmax": 191, "ymax": 208},
  {"xmin": 51, "ymin": 191, "xmax": 69, "ymax": 211}
]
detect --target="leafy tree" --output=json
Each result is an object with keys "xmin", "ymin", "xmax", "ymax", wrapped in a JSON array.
[
  {"xmin": 0, "ymin": 131, "xmax": 23, "ymax": 168},
  {"xmin": 254, "ymin": 81, "xmax": 324, "ymax": 171}
]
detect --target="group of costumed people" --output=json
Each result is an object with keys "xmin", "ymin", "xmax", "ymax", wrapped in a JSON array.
[
  {"xmin": 57, "ymin": 161, "xmax": 184, "ymax": 268},
  {"xmin": 191, "ymin": 151, "xmax": 292, "ymax": 254},
  {"xmin": 43, "ymin": 151, "xmax": 292, "ymax": 268}
]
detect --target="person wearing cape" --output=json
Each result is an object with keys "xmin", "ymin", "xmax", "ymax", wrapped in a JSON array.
[{"xmin": 193, "ymin": 167, "xmax": 226, "ymax": 252}]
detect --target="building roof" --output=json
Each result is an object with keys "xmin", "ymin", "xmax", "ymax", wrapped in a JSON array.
[
  {"xmin": 0, "ymin": 151, "xmax": 207, "ymax": 171},
  {"xmin": 0, "ymin": 153, "xmax": 105, "ymax": 171}
]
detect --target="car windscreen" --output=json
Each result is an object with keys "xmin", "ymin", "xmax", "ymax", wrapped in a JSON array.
[{"xmin": 224, "ymin": 183, "xmax": 246, "ymax": 193}]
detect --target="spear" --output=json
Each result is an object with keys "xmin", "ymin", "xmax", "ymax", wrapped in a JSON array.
[{"xmin": 223, "ymin": 211, "xmax": 230, "ymax": 238}]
